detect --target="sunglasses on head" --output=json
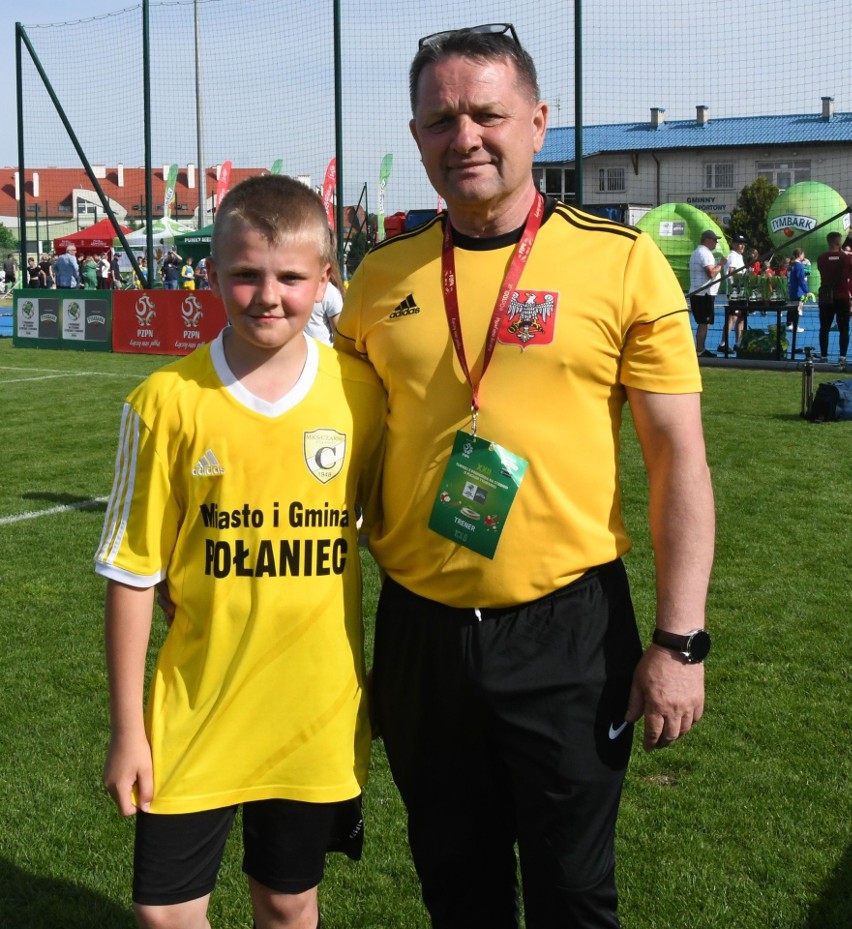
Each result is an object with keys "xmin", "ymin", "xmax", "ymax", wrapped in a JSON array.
[{"xmin": 418, "ymin": 22, "xmax": 520, "ymax": 50}]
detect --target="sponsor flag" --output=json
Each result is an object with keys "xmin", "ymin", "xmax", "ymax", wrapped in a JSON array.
[
  {"xmin": 270, "ymin": 159, "xmax": 283, "ymax": 175},
  {"xmin": 321, "ymin": 158, "xmax": 337, "ymax": 229},
  {"xmin": 217, "ymin": 160, "xmax": 233, "ymax": 210},
  {"xmin": 163, "ymin": 163, "xmax": 178, "ymax": 217},
  {"xmin": 377, "ymin": 154, "xmax": 393, "ymax": 242}
]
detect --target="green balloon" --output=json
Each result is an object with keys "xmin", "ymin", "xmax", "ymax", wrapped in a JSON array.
[
  {"xmin": 636, "ymin": 203, "xmax": 728, "ymax": 290},
  {"xmin": 767, "ymin": 181, "xmax": 850, "ymax": 258}
]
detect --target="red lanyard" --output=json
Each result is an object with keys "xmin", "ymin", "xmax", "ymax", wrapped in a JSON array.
[{"xmin": 441, "ymin": 193, "xmax": 544, "ymax": 432}]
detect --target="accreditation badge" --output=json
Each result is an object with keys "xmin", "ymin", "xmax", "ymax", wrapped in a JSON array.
[{"xmin": 428, "ymin": 431, "xmax": 528, "ymax": 559}]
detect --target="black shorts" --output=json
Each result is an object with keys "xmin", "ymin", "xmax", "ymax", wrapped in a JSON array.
[
  {"xmin": 133, "ymin": 795, "xmax": 363, "ymax": 906},
  {"xmin": 373, "ymin": 561, "xmax": 642, "ymax": 929},
  {"xmin": 689, "ymin": 293, "xmax": 715, "ymax": 324}
]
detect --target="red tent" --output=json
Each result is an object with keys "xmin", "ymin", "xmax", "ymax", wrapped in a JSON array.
[{"xmin": 53, "ymin": 218, "xmax": 131, "ymax": 256}]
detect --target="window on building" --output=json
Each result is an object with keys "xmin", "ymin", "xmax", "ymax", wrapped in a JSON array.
[
  {"xmin": 533, "ymin": 167, "xmax": 576, "ymax": 201},
  {"xmin": 705, "ymin": 163, "xmax": 734, "ymax": 189},
  {"xmin": 755, "ymin": 160, "xmax": 811, "ymax": 190},
  {"xmin": 598, "ymin": 166, "xmax": 625, "ymax": 193}
]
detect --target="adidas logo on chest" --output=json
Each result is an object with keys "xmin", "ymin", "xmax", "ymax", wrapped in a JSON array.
[
  {"xmin": 192, "ymin": 449, "xmax": 225, "ymax": 476},
  {"xmin": 389, "ymin": 294, "xmax": 420, "ymax": 318}
]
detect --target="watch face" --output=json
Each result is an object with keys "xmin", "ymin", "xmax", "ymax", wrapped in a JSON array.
[{"xmin": 687, "ymin": 629, "xmax": 712, "ymax": 662}]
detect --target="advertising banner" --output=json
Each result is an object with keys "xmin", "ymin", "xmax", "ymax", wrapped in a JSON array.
[
  {"xmin": 636, "ymin": 204, "xmax": 727, "ymax": 291},
  {"xmin": 376, "ymin": 154, "xmax": 393, "ymax": 242},
  {"xmin": 321, "ymin": 158, "xmax": 336, "ymax": 229},
  {"xmin": 13, "ymin": 290, "xmax": 112, "ymax": 350},
  {"xmin": 217, "ymin": 160, "xmax": 233, "ymax": 208},
  {"xmin": 112, "ymin": 290, "xmax": 227, "ymax": 355},
  {"xmin": 163, "ymin": 163, "xmax": 179, "ymax": 217},
  {"xmin": 767, "ymin": 181, "xmax": 850, "ymax": 258},
  {"xmin": 62, "ymin": 297, "xmax": 110, "ymax": 343}
]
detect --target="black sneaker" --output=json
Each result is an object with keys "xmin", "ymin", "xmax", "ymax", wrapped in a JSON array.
[{"xmin": 699, "ymin": 349, "xmax": 717, "ymax": 358}]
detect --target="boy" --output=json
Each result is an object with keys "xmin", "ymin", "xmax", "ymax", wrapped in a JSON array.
[
  {"xmin": 180, "ymin": 255, "xmax": 196, "ymax": 289},
  {"xmin": 95, "ymin": 175, "xmax": 386, "ymax": 929}
]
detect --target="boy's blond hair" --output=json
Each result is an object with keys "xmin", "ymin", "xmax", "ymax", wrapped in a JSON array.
[{"xmin": 211, "ymin": 175, "xmax": 333, "ymax": 265}]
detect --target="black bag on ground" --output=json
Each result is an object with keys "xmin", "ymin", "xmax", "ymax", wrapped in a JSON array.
[{"xmin": 807, "ymin": 379, "xmax": 852, "ymax": 421}]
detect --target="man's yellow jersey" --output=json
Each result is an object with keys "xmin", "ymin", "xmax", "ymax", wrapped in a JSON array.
[{"xmin": 337, "ymin": 201, "xmax": 699, "ymax": 608}]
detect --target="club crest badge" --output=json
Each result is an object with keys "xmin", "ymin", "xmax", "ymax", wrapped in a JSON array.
[
  {"xmin": 498, "ymin": 290, "xmax": 558, "ymax": 346},
  {"xmin": 304, "ymin": 429, "xmax": 346, "ymax": 483}
]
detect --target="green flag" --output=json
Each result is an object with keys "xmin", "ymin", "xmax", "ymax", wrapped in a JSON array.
[
  {"xmin": 270, "ymin": 159, "xmax": 283, "ymax": 175},
  {"xmin": 163, "ymin": 163, "xmax": 179, "ymax": 217}
]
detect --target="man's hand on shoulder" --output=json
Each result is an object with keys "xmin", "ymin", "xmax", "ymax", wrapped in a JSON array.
[{"xmin": 625, "ymin": 644, "xmax": 705, "ymax": 751}]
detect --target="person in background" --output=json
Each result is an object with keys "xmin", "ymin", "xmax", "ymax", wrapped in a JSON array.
[
  {"xmin": 53, "ymin": 244, "xmax": 81, "ymax": 289},
  {"xmin": 786, "ymin": 248, "xmax": 808, "ymax": 333},
  {"xmin": 2, "ymin": 253, "xmax": 17, "ymax": 293},
  {"xmin": 194, "ymin": 255, "xmax": 209, "ymax": 290},
  {"xmin": 305, "ymin": 243, "xmax": 345, "ymax": 345},
  {"xmin": 96, "ymin": 252, "xmax": 112, "ymax": 290},
  {"xmin": 336, "ymin": 23, "xmax": 714, "ymax": 929},
  {"xmin": 110, "ymin": 252, "xmax": 123, "ymax": 289},
  {"xmin": 688, "ymin": 229, "xmax": 725, "ymax": 357},
  {"xmin": 81, "ymin": 253, "xmax": 99, "ymax": 290},
  {"xmin": 132, "ymin": 256, "xmax": 149, "ymax": 290},
  {"xmin": 720, "ymin": 233, "xmax": 747, "ymax": 352},
  {"xmin": 39, "ymin": 253, "xmax": 55, "ymax": 289},
  {"xmin": 160, "ymin": 249, "xmax": 183, "ymax": 289},
  {"xmin": 816, "ymin": 231, "xmax": 851, "ymax": 365},
  {"xmin": 26, "ymin": 256, "xmax": 45, "ymax": 288},
  {"xmin": 179, "ymin": 255, "xmax": 195, "ymax": 289},
  {"xmin": 748, "ymin": 247, "xmax": 761, "ymax": 273}
]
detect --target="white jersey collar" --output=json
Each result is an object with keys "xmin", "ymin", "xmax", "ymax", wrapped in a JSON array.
[{"xmin": 209, "ymin": 330, "xmax": 319, "ymax": 418}]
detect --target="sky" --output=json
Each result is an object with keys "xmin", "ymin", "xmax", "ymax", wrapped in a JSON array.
[
  {"xmin": 2, "ymin": 0, "xmax": 850, "ymax": 214},
  {"xmin": 1, "ymin": 0, "xmax": 129, "ymax": 164}
]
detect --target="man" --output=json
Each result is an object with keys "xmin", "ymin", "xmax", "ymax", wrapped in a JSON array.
[
  {"xmin": 719, "ymin": 233, "xmax": 748, "ymax": 352},
  {"xmin": 160, "ymin": 249, "xmax": 182, "ymax": 289},
  {"xmin": 336, "ymin": 24, "xmax": 714, "ymax": 929},
  {"xmin": 3, "ymin": 253, "xmax": 18, "ymax": 294},
  {"xmin": 110, "ymin": 251, "xmax": 123, "ymax": 289},
  {"xmin": 688, "ymin": 229, "xmax": 724, "ymax": 357},
  {"xmin": 816, "ymin": 232, "xmax": 851, "ymax": 365},
  {"xmin": 53, "ymin": 244, "xmax": 81, "ymax": 289}
]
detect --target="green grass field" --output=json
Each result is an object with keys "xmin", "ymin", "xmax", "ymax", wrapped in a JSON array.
[{"xmin": 0, "ymin": 339, "xmax": 849, "ymax": 929}]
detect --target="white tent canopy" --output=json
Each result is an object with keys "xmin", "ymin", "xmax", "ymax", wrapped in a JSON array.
[{"xmin": 113, "ymin": 218, "xmax": 195, "ymax": 273}]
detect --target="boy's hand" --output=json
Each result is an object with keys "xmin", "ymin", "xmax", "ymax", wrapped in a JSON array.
[
  {"xmin": 156, "ymin": 580, "xmax": 176, "ymax": 626},
  {"xmin": 365, "ymin": 667, "xmax": 380, "ymax": 740},
  {"xmin": 103, "ymin": 732, "xmax": 154, "ymax": 816}
]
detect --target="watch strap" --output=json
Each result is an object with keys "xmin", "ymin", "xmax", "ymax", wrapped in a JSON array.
[{"xmin": 652, "ymin": 628, "xmax": 692, "ymax": 652}]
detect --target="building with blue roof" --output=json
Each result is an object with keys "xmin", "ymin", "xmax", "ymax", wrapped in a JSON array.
[{"xmin": 533, "ymin": 98, "xmax": 852, "ymax": 225}]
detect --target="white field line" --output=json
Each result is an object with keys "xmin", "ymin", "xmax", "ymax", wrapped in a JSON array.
[
  {"xmin": 0, "ymin": 366, "xmax": 145, "ymax": 385},
  {"xmin": 0, "ymin": 496, "xmax": 108, "ymax": 526}
]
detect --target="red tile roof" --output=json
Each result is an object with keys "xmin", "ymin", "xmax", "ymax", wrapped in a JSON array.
[{"xmin": 0, "ymin": 165, "xmax": 268, "ymax": 223}]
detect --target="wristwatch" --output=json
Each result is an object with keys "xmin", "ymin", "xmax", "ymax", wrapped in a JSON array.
[{"xmin": 652, "ymin": 628, "xmax": 711, "ymax": 664}]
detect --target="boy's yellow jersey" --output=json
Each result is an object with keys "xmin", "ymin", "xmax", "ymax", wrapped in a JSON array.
[{"xmin": 95, "ymin": 332, "xmax": 386, "ymax": 814}]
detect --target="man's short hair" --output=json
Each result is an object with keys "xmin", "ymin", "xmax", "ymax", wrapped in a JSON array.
[
  {"xmin": 409, "ymin": 27, "xmax": 540, "ymax": 114},
  {"xmin": 211, "ymin": 175, "xmax": 333, "ymax": 265},
  {"xmin": 827, "ymin": 231, "xmax": 843, "ymax": 245}
]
